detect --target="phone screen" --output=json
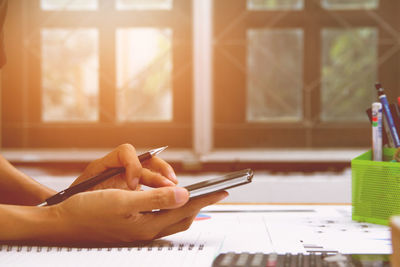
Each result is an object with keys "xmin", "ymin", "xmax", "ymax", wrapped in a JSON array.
[{"xmin": 184, "ymin": 169, "xmax": 253, "ymax": 198}]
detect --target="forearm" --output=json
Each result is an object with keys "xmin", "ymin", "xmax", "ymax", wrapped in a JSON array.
[
  {"xmin": 0, "ymin": 155, "xmax": 56, "ymax": 205},
  {"xmin": 0, "ymin": 204, "xmax": 62, "ymax": 242}
]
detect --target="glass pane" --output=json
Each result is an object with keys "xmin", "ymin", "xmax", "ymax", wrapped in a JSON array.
[
  {"xmin": 322, "ymin": 0, "xmax": 378, "ymax": 10},
  {"xmin": 116, "ymin": 28, "xmax": 173, "ymax": 122},
  {"xmin": 116, "ymin": 0, "xmax": 172, "ymax": 10},
  {"xmin": 321, "ymin": 28, "xmax": 377, "ymax": 122},
  {"xmin": 247, "ymin": 0, "xmax": 303, "ymax": 10},
  {"xmin": 41, "ymin": 0, "xmax": 97, "ymax": 10},
  {"xmin": 42, "ymin": 29, "xmax": 99, "ymax": 122},
  {"xmin": 247, "ymin": 29, "xmax": 303, "ymax": 122}
]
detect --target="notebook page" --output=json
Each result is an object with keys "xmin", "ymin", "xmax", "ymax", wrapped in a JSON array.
[{"xmin": 0, "ymin": 231, "xmax": 224, "ymax": 267}]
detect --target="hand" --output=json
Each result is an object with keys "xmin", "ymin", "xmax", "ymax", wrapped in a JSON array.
[
  {"xmin": 49, "ymin": 187, "xmax": 228, "ymax": 244},
  {"xmin": 71, "ymin": 144, "xmax": 178, "ymax": 191}
]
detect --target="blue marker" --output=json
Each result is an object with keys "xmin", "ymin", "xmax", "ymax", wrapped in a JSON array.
[{"xmin": 375, "ymin": 83, "xmax": 400, "ymax": 147}]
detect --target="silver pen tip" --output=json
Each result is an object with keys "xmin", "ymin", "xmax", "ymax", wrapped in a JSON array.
[
  {"xmin": 37, "ymin": 201, "xmax": 47, "ymax": 207},
  {"xmin": 151, "ymin": 146, "xmax": 168, "ymax": 156}
]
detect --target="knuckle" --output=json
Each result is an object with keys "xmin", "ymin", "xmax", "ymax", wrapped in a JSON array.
[
  {"xmin": 118, "ymin": 143, "xmax": 136, "ymax": 153},
  {"xmin": 151, "ymin": 189, "xmax": 173, "ymax": 207}
]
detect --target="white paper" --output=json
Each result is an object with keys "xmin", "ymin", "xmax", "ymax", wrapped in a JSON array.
[{"xmin": 0, "ymin": 205, "xmax": 391, "ymax": 267}]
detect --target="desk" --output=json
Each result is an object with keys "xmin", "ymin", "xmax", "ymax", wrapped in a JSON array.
[{"xmin": 0, "ymin": 204, "xmax": 391, "ymax": 267}]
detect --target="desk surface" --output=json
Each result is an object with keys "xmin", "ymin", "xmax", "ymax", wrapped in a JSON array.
[{"xmin": 0, "ymin": 204, "xmax": 391, "ymax": 267}]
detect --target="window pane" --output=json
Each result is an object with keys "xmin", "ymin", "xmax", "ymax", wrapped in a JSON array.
[
  {"xmin": 321, "ymin": 28, "xmax": 377, "ymax": 122},
  {"xmin": 322, "ymin": 0, "xmax": 378, "ymax": 10},
  {"xmin": 247, "ymin": 29, "xmax": 303, "ymax": 122},
  {"xmin": 42, "ymin": 29, "xmax": 99, "ymax": 122},
  {"xmin": 247, "ymin": 0, "xmax": 303, "ymax": 10},
  {"xmin": 116, "ymin": 0, "xmax": 172, "ymax": 10},
  {"xmin": 116, "ymin": 28, "xmax": 173, "ymax": 122},
  {"xmin": 41, "ymin": 0, "xmax": 97, "ymax": 10}
]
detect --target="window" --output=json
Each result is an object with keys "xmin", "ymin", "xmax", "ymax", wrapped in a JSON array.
[
  {"xmin": 3, "ymin": 0, "xmax": 400, "ymax": 151},
  {"xmin": 2, "ymin": 0, "xmax": 192, "ymax": 148},
  {"xmin": 116, "ymin": 28, "xmax": 173, "ymax": 122},
  {"xmin": 41, "ymin": 28, "xmax": 99, "ymax": 122},
  {"xmin": 213, "ymin": 0, "xmax": 399, "ymax": 148}
]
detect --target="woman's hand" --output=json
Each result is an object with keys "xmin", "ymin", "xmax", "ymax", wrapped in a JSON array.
[
  {"xmin": 46, "ymin": 187, "xmax": 228, "ymax": 244},
  {"xmin": 71, "ymin": 144, "xmax": 178, "ymax": 191}
]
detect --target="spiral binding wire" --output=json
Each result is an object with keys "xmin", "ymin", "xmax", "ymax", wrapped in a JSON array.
[{"xmin": 0, "ymin": 243, "xmax": 202, "ymax": 253}]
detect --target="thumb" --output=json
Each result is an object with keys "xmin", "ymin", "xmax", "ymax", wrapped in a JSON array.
[{"xmin": 130, "ymin": 187, "xmax": 189, "ymax": 212}]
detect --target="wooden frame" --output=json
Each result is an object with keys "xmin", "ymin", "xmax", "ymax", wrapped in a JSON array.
[
  {"xmin": 213, "ymin": 0, "xmax": 400, "ymax": 148},
  {"xmin": 2, "ymin": 0, "xmax": 193, "ymax": 148}
]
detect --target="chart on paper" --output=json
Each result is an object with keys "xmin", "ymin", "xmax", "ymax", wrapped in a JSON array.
[{"xmin": 199, "ymin": 205, "xmax": 391, "ymax": 254}]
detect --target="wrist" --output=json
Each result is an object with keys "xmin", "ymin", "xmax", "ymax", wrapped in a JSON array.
[{"xmin": 0, "ymin": 204, "xmax": 64, "ymax": 242}]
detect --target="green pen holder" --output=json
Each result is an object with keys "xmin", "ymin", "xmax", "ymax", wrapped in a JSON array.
[{"xmin": 352, "ymin": 148, "xmax": 400, "ymax": 225}]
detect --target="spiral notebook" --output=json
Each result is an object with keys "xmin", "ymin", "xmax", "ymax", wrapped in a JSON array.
[{"xmin": 0, "ymin": 232, "xmax": 224, "ymax": 267}]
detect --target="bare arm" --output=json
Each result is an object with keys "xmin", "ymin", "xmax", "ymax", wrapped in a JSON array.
[
  {"xmin": 0, "ymin": 144, "xmax": 228, "ymax": 244},
  {"xmin": 0, "ymin": 154, "xmax": 56, "ymax": 205},
  {"xmin": 0, "ymin": 186, "xmax": 227, "ymax": 244}
]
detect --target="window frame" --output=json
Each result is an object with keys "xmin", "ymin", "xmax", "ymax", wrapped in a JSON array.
[
  {"xmin": 3, "ymin": 0, "xmax": 400, "ymax": 152},
  {"xmin": 213, "ymin": 0, "xmax": 400, "ymax": 148},
  {"xmin": 2, "ymin": 0, "xmax": 193, "ymax": 148}
]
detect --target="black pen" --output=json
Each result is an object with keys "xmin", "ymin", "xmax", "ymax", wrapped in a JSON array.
[{"xmin": 37, "ymin": 146, "xmax": 168, "ymax": 207}]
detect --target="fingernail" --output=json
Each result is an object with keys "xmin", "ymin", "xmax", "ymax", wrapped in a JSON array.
[
  {"xmin": 174, "ymin": 187, "xmax": 189, "ymax": 204},
  {"xmin": 163, "ymin": 179, "xmax": 175, "ymax": 186},
  {"xmin": 218, "ymin": 191, "xmax": 229, "ymax": 201},
  {"xmin": 169, "ymin": 172, "xmax": 178, "ymax": 183},
  {"xmin": 128, "ymin": 177, "xmax": 139, "ymax": 190}
]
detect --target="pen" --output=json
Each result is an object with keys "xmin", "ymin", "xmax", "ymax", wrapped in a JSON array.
[
  {"xmin": 371, "ymin": 102, "xmax": 382, "ymax": 161},
  {"xmin": 376, "ymin": 83, "xmax": 400, "ymax": 147},
  {"xmin": 37, "ymin": 146, "xmax": 168, "ymax": 207}
]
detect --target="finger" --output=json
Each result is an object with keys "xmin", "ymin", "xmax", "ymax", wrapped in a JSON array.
[
  {"xmin": 140, "ymin": 168, "xmax": 176, "ymax": 188},
  {"xmin": 128, "ymin": 186, "xmax": 189, "ymax": 212},
  {"xmin": 155, "ymin": 215, "xmax": 196, "ymax": 239},
  {"xmin": 71, "ymin": 144, "xmax": 141, "ymax": 188},
  {"xmin": 142, "ymin": 157, "xmax": 178, "ymax": 184},
  {"xmin": 147, "ymin": 191, "xmax": 228, "ymax": 229},
  {"xmin": 98, "ymin": 144, "xmax": 142, "ymax": 189},
  {"xmin": 90, "ymin": 175, "xmax": 130, "ymax": 191}
]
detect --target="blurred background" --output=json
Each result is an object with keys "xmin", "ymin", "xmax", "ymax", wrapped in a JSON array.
[{"xmin": 1, "ymin": 0, "xmax": 399, "ymax": 203}]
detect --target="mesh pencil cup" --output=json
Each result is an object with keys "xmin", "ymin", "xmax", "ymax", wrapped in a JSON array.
[{"xmin": 352, "ymin": 148, "xmax": 400, "ymax": 225}]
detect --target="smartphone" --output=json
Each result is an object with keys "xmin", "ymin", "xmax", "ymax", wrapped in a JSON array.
[{"xmin": 184, "ymin": 169, "xmax": 253, "ymax": 198}]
